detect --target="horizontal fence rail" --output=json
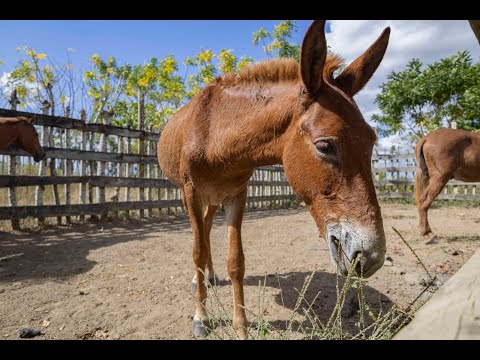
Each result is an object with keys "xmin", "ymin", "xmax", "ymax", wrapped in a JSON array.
[{"xmin": 1, "ymin": 107, "xmax": 478, "ymax": 229}]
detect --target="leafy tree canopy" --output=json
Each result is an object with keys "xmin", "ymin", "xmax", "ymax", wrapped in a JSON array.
[{"xmin": 372, "ymin": 51, "xmax": 480, "ymax": 141}]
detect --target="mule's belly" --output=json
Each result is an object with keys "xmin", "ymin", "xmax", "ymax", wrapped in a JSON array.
[
  {"xmin": 453, "ymin": 148, "xmax": 480, "ymax": 182},
  {"xmin": 190, "ymin": 168, "xmax": 253, "ymax": 205},
  {"xmin": 453, "ymin": 167, "xmax": 480, "ymax": 182}
]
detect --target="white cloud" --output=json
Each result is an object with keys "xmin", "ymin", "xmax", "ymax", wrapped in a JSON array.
[
  {"xmin": 0, "ymin": 71, "xmax": 41, "ymax": 98},
  {"xmin": 326, "ymin": 20, "xmax": 480, "ymax": 148},
  {"xmin": 377, "ymin": 133, "xmax": 405, "ymax": 150}
]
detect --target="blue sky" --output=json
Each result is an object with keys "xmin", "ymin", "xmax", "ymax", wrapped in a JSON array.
[
  {"xmin": 0, "ymin": 20, "xmax": 315, "ymax": 71},
  {"xmin": 1, "ymin": 20, "xmax": 479, "ymax": 149}
]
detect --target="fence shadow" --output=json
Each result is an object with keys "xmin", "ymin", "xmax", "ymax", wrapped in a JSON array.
[{"xmin": 0, "ymin": 207, "xmax": 309, "ymax": 283}]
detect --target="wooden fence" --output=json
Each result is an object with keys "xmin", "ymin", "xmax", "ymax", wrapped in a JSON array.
[
  {"xmin": 372, "ymin": 149, "xmax": 480, "ymax": 201},
  {"xmin": 2, "ymin": 108, "xmax": 479, "ymax": 230},
  {"xmin": 0, "ymin": 108, "xmax": 298, "ymax": 229}
]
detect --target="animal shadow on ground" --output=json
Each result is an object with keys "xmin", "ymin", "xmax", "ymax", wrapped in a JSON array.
[{"xmin": 240, "ymin": 271, "xmax": 394, "ymax": 337}]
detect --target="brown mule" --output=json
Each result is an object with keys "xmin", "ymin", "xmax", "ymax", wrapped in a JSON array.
[
  {"xmin": 157, "ymin": 20, "xmax": 390, "ymax": 339},
  {"xmin": 415, "ymin": 128, "xmax": 480, "ymax": 243},
  {"xmin": 0, "ymin": 117, "xmax": 46, "ymax": 162}
]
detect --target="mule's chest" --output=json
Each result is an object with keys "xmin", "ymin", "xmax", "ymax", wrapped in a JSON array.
[{"xmin": 189, "ymin": 167, "xmax": 253, "ymax": 205}]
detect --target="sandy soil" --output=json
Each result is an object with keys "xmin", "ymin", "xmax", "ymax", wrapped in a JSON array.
[{"xmin": 1, "ymin": 203, "xmax": 480, "ymax": 340}]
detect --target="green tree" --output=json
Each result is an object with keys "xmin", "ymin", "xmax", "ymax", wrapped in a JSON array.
[
  {"xmin": 115, "ymin": 55, "xmax": 186, "ymax": 130},
  {"xmin": 252, "ymin": 20, "xmax": 300, "ymax": 60},
  {"xmin": 184, "ymin": 49, "xmax": 216, "ymax": 98},
  {"xmin": 237, "ymin": 56, "xmax": 254, "ymax": 71},
  {"xmin": 83, "ymin": 54, "xmax": 129, "ymax": 123},
  {"xmin": 5, "ymin": 47, "xmax": 68, "ymax": 115},
  {"xmin": 372, "ymin": 51, "xmax": 480, "ymax": 141}
]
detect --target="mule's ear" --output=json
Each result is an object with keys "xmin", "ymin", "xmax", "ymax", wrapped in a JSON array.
[
  {"xmin": 335, "ymin": 27, "xmax": 390, "ymax": 97},
  {"xmin": 300, "ymin": 20, "xmax": 327, "ymax": 97}
]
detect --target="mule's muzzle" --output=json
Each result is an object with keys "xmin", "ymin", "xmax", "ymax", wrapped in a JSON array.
[
  {"xmin": 326, "ymin": 224, "xmax": 385, "ymax": 278},
  {"xmin": 34, "ymin": 150, "xmax": 47, "ymax": 162}
]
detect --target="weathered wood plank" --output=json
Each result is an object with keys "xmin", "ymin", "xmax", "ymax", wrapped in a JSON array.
[
  {"xmin": 0, "ymin": 147, "xmax": 158, "ymax": 165},
  {"xmin": 256, "ymin": 166, "xmax": 285, "ymax": 172},
  {"xmin": 373, "ymin": 166, "xmax": 413, "ymax": 173},
  {"xmin": 246, "ymin": 195, "xmax": 298, "ymax": 203},
  {"xmin": 0, "ymin": 108, "xmax": 159, "ymax": 141},
  {"xmin": 394, "ymin": 249, "xmax": 480, "ymax": 340},
  {"xmin": 0, "ymin": 200, "xmax": 184, "ymax": 220},
  {"xmin": 0, "ymin": 175, "xmax": 178, "ymax": 189},
  {"xmin": 372, "ymin": 153, "xmax": 415, "ymax": 160},
  {"xmin": 248, "ymin": 180, "xmax": 290, "ymax": 186},
  {"xmin": 374, "ymin": 180, "xmax": 413, "ymax": 186},
  {"xmin": 375, "ymin": 191, "xmax": 480, "ymax": 200}
]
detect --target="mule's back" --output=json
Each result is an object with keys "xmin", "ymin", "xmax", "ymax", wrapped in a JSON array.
[
  {"xmin": 422, "ymin": 128, "xmax": 480, "ymax": 181},
  {"xmin": 157, "ymin": 58, "xmax": 304, "ymax": 189}
]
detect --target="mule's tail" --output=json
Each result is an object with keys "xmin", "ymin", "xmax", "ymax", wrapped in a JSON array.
[{"xmin": 415, "ymin": 136, "xmax": 429, "ymax": 205}]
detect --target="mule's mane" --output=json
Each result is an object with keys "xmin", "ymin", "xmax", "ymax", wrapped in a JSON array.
[
  {"xmin": 0, "ymin": 117, "xmax": 31, "ymax": 125},
  {"xmin": 219, "ymin": 54, "xmax": 344, "ymax": 86}
]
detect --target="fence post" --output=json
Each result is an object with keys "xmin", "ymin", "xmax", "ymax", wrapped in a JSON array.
[
  {"xmin": 64, "ymin": 106, "xmax": 72, "ymax": 224},
  {"xmin": 88, "ymin": 120, "xmax": 96, "ymax": 220},
  {"xmin": 97, "ymin": 110, "xmax": 113, "ymax": 220},
  {"xmin": 41, "ymin": 97, "xmax": 62, "ymax": 225},
  {"xmin": 138, "ymin": 90, "xmax": 145, "ymax": 218},
  {"xmin": 147, "ymin": 125, "xmax": 153, "ymax": 217},
  {"xmin": 113, "ymin": 135, "xmax": 124, "ymax": 219},
  {"xmin": 34, "ymin": 100, "xmax": 50, "ymax": 226},
  {"xmin": 79, "ymin": 110, "xmax": 87, "ymax": 222},
  {"xmin": 8, "ymin": 89, "xmax": 20, "ymax": 230},
  {"xmin": 125, "ymin": 137, "xmax": 132, "ymax": 220}
]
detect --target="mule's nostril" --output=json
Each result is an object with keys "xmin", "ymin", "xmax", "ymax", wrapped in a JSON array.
[
  {"xmin": 355, "ymin": 260, "xmax": 363, "ymax": 275},
  {"xmin": 330, "ymin": 235, "xmax": 339, "ymax": 247}
]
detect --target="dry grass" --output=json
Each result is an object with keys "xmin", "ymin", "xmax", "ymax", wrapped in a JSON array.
[{"xmin": 193, "ymin": 228, "xmax": 434, "ymax": 340}]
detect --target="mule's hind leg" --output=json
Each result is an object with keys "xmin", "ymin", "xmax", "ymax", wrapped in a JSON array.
[
  {"xmin": 417, "ymin": 175, "xmax": 450, "ymax": 244},
  {"xmin": 183, "ymin": 184, "xmax": 211, "ymax": 337},
  {"xmin": 224, "ymin": 188, "xmax": 248, "ymax": 339},
  {"xmin": 192, "ymin": 205, "xmax": 220, "ymax": 293}
]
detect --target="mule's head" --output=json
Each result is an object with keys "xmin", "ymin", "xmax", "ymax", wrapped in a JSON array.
[
  {"xmin": 283, "ymin": 20, "xmax": 390, "ymax": 278},
  {"xmin": 14, "ymin": 118, "xmax": 46, "ymax": 162}
]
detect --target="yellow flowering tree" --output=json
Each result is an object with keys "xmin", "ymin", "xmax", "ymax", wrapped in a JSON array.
[
  {"xmin": 184, "ymin": 49, "xmax": 216, "ymax": 98},
  {"xmin": 252, "ymin": 20, "xmax": 300, "ymax": 61},
  {"xmin": 83, "ymin": 54, "xmax": 129, "ymax": 123},
  {"xmin": 114, "ymin": 55, "xmax": 186, "ymax": 130},
  {"xmin": 5, "ymin": 47, "xmax": 65, "ymax": 115}
]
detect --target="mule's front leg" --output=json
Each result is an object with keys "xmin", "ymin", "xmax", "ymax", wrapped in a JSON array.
[
  {"xmin": 184, "ymin": 185, "xmax": 211, "ymax": 338},
  {"xmin": 225, "ymin": 189, "xmax": 248, "ymax": 339}
]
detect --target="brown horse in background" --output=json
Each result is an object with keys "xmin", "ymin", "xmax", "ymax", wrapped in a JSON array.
[
  {"xmin": 415, "ymin": 128, "xmax": 480, "ymax": 243},
  {"xmin": 0, "ymin": 117, "xmax": 46, "ymax": 162},
  {"xmin": 157, "ymin": 20, "xmax": 390, "ymax": 338}
]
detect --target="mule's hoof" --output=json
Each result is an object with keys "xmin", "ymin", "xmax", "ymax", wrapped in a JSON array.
[
  {"xmin": 425, "ymin": 234, "xmax": 439, "ymax": 245},
  {"xmin": 193, "ymin": 319, "xmax": 211, "ymax": 338}
]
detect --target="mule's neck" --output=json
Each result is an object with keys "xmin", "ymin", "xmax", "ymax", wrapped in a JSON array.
[{"xmin": 213, "ymin": 83, "xmax": 299, "ymax": 169}]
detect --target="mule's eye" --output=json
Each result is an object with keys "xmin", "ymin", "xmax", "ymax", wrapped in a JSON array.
[{"xmin": 315, "ymin": 140, "xmax": 336, "ymax": 155}]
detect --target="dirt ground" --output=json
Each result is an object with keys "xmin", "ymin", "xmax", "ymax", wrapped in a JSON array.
[{"xmin": 1, "ymin": 203, "xmax": 480, "ymax": 340}]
